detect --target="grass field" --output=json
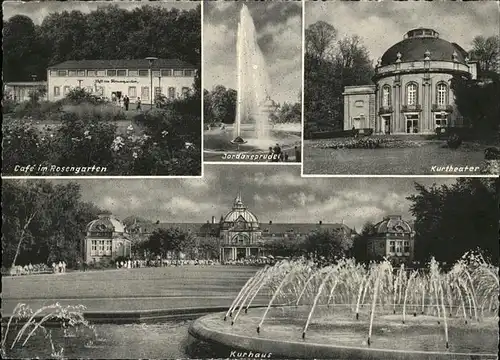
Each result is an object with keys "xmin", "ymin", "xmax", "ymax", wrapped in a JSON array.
[
  {"xmin": 303, "ymin": 140, "xmax": 487, "ymax": 175},
  {"xmin": 2, "ymin": 266, "xmax": 262, "ymax": 315}
]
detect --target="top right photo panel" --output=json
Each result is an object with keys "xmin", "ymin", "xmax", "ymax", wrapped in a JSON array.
[{"xmin": 303, "ymin": 0, "xmax": 499, "ymax": 176}]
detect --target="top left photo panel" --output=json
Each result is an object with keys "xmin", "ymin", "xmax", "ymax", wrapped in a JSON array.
[{"xmin": 2, "ymin": 0, "xmax": 202, "ymax": 177}]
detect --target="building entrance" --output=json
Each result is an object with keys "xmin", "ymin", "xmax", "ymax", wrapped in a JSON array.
[
  {"xmin": 405, "ymin": 114, "xmax": 419, "ymax": 133},
  {"xmin": 381, "ymin": 115, "xmax": 391, "ymax": 134},
  {"xmin": 236, "ymin": 248, "xmax": 246, "ymax": 259}
]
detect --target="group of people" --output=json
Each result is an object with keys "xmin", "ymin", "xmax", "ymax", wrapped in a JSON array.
[
  {"xmin": 9, "ymin": 263, "xmax": 51, "ymax": 276},
  {"xmin": 52, "ymin": 261, "xmax": 67, "ymax": 273},
  {"xmin": 111, "ymin": 94, "xmax": 141, "ymax": 111},
  {"xmin": 116, "ymin": 259, "xmax": 219, "ymax": 269}
]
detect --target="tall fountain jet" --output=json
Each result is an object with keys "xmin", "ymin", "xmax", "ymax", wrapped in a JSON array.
[{"xmin": 234, "ymin": 4, "xmax": 272, "ymax": 144}]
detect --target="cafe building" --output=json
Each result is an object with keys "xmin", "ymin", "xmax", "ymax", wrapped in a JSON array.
[{"xmin": 47, "ymin": 58, "xmax": 196, "ymax": 104}]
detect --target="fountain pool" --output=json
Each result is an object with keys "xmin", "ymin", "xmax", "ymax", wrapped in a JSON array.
[{"xmin": 190, "ymin": 253, "xmax": 499, "ymax": 359}]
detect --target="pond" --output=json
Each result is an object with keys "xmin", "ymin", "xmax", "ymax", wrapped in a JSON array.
[
  {"xmin": 303, "ymin": 141, "xmax": 487, "ymax": 175},
  {"xmin": 3, "ymin": 320, "xmax": 223, "ymax": 359}
]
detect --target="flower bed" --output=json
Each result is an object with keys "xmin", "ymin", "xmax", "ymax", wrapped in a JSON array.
[{"xmin": 311, "ymin": 137, "xmax": 427, "ymax": 150}]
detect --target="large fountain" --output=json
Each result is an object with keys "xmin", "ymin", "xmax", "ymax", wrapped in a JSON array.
[
  {"xmin": 204, "ymin": 5, "xmax": 301, "ymax": 161},
  {"xmin": 189, "ymin": 251, "xmax": 499, "ymax": 359}
]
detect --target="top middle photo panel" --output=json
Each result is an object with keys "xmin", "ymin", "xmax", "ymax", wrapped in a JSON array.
[{"xmin": 203, "ymin": 0, "xmax": 303, "ymax": 164}]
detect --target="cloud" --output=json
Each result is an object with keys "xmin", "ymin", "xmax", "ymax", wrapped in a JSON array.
[
  {"xmin": 38, "ymin": 165, "xmax": 457, "ymax": 229},
  {"xmin": 305, "ymin": 0, "xmax": 499, "ymax": 61}
]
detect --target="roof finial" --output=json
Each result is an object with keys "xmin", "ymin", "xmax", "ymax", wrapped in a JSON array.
[{"xmin": 396, "ymin": 52, "xmax": 402, "ymax": 63}]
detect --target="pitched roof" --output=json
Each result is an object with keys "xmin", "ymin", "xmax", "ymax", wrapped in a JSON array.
[
  {"xmin": 260, "ymin": 223, "xmax": 351, "ymax": 235},
  {"xmin": 48, "ymin": 58, "xmax": 196, "ymax": 70}
]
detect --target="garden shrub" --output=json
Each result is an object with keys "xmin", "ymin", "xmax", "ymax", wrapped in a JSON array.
[
  {"xmin": 2, "ymin": 98, "xmax": 18, "ymax": 114},
  {"xmin": 64, "ymin": 88, "xmax": 107, "ymax": 105},
  {"xmin": 447, "ymin": 133, "xmax": 463, "ymax": 149}
]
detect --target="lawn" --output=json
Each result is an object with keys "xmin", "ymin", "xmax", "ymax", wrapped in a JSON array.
[
  {"xmin": 2, "ymin": 266, "xmax": 262, "ymax": 315},
  {"xmin": 303, "ymin": 139, "xmax": 490, "ymax": 175}
]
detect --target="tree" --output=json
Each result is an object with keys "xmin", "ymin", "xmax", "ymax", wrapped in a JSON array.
[
  {"xmin": 304, "ymin": 22, "xmax": 374, "ymax": 133},
  {"xmin": 450, "ymin": 71, "xmax": 500, "ymax": 137},
  {"xmin": 407, "ymin": 178, "xmax": 499, "ymax": 265},
  {"xmin": 305, "ymin": 21, "xmax": 337, "ymax": 61},
  {"xmin": 206, "ymin": 85, "xmax": 237, "ymax": 124},
  {"xmin": 303, "ymin": 229, "xmax": 353, "ymax": 263},
  {"xmin": 2, "ymin": 180, "xmax": 103, "ymax": 268},
  {"xmin": 262, "ymin": 236, "xmax": 305, "ymax": 258},
  {"xmin": 145, "ymin": 227, "xmax": 197, "ymax": 260},
  {"xmin": 196, "ymin": 236, "xmax": 222, "ymax": 260},
  {"xmin": 351, "ymin": 222, "xmax": 376, "ymax": 263},
  {"xmin": 469, "ymin": 35, "xmax": 500, "ymax": 73}
]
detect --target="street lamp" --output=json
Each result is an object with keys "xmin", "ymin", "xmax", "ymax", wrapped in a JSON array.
[{"xmin": 145, "ymin": 57, "xmax": 158, "ymax": 109}]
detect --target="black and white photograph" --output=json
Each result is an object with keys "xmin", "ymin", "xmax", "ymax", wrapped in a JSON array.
[
  {"xmin": 2, "ymin": 167, "xmax": 498, "ymax": 358},
  {"xmin": 2, "ymin": 0, "xmax": 201, "ymax": 176},
  {"xmin": 203, "ymin": 0, "xmax": 302, "ymax": 163},
  {"xmin": 303, "ymin": 0, "xmax": 500, "ymax": 175}
]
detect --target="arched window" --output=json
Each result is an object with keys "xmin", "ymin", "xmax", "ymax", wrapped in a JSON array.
[
  {"xmin": 406, "ymin": 83, "xmax": 418, "ymax": 106},
  {"xmin": 436, "ymin": 83, "xmax": 448, "ymax": 106},
  {"xmin": 382, "ymin": 85, "xmax": 391, "ymax": 107}
]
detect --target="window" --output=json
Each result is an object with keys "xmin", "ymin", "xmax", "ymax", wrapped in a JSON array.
[
  {"xmin": 117, "ymin": 69, "xmax": 127, "ymax": 77},
  {"xmin": 395, "ymin": 241, "xmax": 402, "ymax": 253},
  {"xmin": 141, "ymin": 86, "xmax": 150, "ymax": 100},
  {"xmin": 138, "ymin": 70, "xmax": 149, "ymax": 77},
  {"xmin": 406, "ymin": 83, "xmax": 417, "ymax": 105},
  {"xmin": 50, "ymin": 70, "xmax": 58, "ymax": 76},
  {"xmin": 354, "ymin": 100, "xmax": 364, "ymax": 107},
  {"xmin": 68, "ymin": 70, "xmax": 77, "ymax": 77},
  {"xmin": 91, "ymin": 240, "xmax": 97, "ymax": 255},
  {"xmin": 54, "ymin": 86, "xmax": 60, "ymax": 96},
  {"xmin": 129, "ymin": 70, "xmax": 138, "ymax": 77},
  {"xmin": 63, "ymin": 86, "xmax": 70, "ymax": 95},
  {"xmin": 96, "ymin": 70, "xmax": 106, "ymax": 77},
  {"xmin": 404, "ymin": 241, "xmax": 410, "ymax": 253},
  {"xmin": 87, "ymin": 70, "xmax": 96, "ymax": 77},
  {"xmin": 161, "ymin": 69, "xmax": 172, "ymax": 77},
  {"xmin": 152, "ymin": 70, "xmax": 160, "ymax": 77},
  {"xmin": 184, "ymin": 70, "xmax": 194, "ymax": 77},
  {"xmin": 77, "ymin": 70, "xmax": 86, "ymax": 76},
  {"xmin": 389, "ymin": 241, "xmax": 395, "ymax": 253},
  {"xmin": 437, "ymin": 83, "xmax": 447, "ymax": 106},
  {"xmin": 106, "ymin": 240, "xmax": 112, "ymax": 254},
  {"xmin": 182, "ymin": 87, "xmax": 190, "ymax": 97},
  {"xmin": 98, "ymin": 240, "xmax": 105, "ymax": 253},
  {"xmin": 168, "ymin": 87, "xmax": 176, "ymax": 99},
  {"xmin": 435, "ymin": 113, "xmax": 447, "ymax": 127},
  {"xmin": 107, "ymin": 70, "xmax": 117, "ymax": 76},
  {"xmin": 128, "ymin": 86, "xmax": 137, "ymax": 98},
  {"xmin": 57, "ymin": 70, "xmax": 67, "ymax": 77},
  {"xmin": 173, "ymin": 70, "xmax": 184, "ymax": 77},
  {"xmin": 382, "ymin": 85, "xmax": 391, "ymax": 107}
]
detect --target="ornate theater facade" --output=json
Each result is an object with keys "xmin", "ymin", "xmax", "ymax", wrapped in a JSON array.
[{"xmin": 344, "ymin": 28, "xmax": 479, "ymax": 135}]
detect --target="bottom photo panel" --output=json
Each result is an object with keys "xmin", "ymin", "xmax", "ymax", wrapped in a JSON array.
[{"xmin": 2, "ymin": 166, "xmax": 499, "ymax": 360}]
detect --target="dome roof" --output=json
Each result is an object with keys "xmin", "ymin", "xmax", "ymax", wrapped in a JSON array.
[
  {"xmin": 87, "ymin": 215, "xmax": 125, "ymax": 234},
  {"xmin": 223, "ymin": 193, "xmax": 259, "ymax": 223},
  {"xmin": 375, "ymin": 215, "xmax": 412, "ymax": 234},
  {"xmin": 380, "ymin": 28, "xmax": 468, "ymax": 66}
]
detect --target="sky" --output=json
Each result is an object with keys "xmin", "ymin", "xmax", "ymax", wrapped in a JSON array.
[
  {"xmin": 305, "ymin": 0, "xmax": 500, "ymax": 63},
  {"xmin": 204, "ymin": 1, "xmax": 302, "ymax": 104},
  {"xmin": 41, "ymin": 165, "xmax": 456, "ymax": 230},
  {"xmin": 2, "ymin": 0, "xmax": 198, "ymax": 25}
]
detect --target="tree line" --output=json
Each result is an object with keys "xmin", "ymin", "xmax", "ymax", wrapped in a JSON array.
[
  {"xmin": 204, "ymin": 85, "xmax": 301, "ymax": 125},
  {"xmin": 3, "ymin": 4, "xmax": 201, "ymax": 82}
]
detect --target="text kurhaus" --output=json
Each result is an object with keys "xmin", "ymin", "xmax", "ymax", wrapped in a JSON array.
[{"xmin": 229, "ymin": 351, "xmax": 272, "ymax": 358}]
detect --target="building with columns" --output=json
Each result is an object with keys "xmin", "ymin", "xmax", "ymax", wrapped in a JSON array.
[
  {"xmin": 344, "ymin": 28, "xmax": 478, "ymax": 134},
  {"xmin": 83, "ymin": 213, "xmax": 132, "ymax": 264},
  {"xmin": 367, "ymin": 215, "xmax": 415, "ymax": 264}
]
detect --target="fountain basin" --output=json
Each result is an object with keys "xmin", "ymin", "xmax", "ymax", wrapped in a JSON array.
[{"xmin": 189, "ymin": 306, "xmax": 498, "ymax": 360}]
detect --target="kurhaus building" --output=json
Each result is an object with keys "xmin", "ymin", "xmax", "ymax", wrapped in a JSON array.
[
  {"xmin": 47, "ymin": 58, "xmax": 196, "ymax": 104},
  {"xmin": 124, "ymin": 193, "xmax": 353, "ymax": 262},
  {"xmin": 344, "ymin": 28, "xmax": 478, "ymax": 134}
]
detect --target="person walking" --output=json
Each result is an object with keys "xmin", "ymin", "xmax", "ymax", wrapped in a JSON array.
[
  {"xmin": 124, "ymin": 96, "xmax": 130, "ymax": 111},
  {"xmin": 136, "ymin": 97, "xmax": 142, "ymax": 111}
]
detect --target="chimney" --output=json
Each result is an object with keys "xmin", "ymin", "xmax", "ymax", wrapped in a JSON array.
[
  {"xmin": 269, "ymin": 220, "xmax": 272, "ymax": 224},
  {"xmin": 212, "ymin": 216, "xmax": 215, "ymax": 224},
  {"xmin": 319, "ymin": 220, "xmax": 323, "ymax": 225}
]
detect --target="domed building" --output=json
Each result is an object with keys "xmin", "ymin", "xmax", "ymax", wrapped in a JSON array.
[
  {"xmin": 83, "ymin": 213, "xmax": 131, "ymax": 264},
  {"xmin": 344, "ymin": 28, "xmax": 478, "ymax": 134},
  {"xmin": 367, "ymin": 215, "xmax": 415, "ymax": 264},
  {"xmin": 219, "ymin": 192, "xmax": 262, "ymax": 261}
]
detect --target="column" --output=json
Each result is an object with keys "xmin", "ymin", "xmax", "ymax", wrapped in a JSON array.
[
  {"xmin": 393, "ymin": 83, "xmax": 400, "ymax": 134},
  {"xmin": 232, "ymin": 247, "xmax": 236, "ymax": 260}
]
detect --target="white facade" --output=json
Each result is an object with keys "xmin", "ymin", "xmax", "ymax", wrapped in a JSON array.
[
  {"xmin": 4, "ymin": 82, "xmax": 48, "ymax": 102},
  {"xmin": 47, "ymin": 60, "xmax": 196, "ymax": 104}
]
